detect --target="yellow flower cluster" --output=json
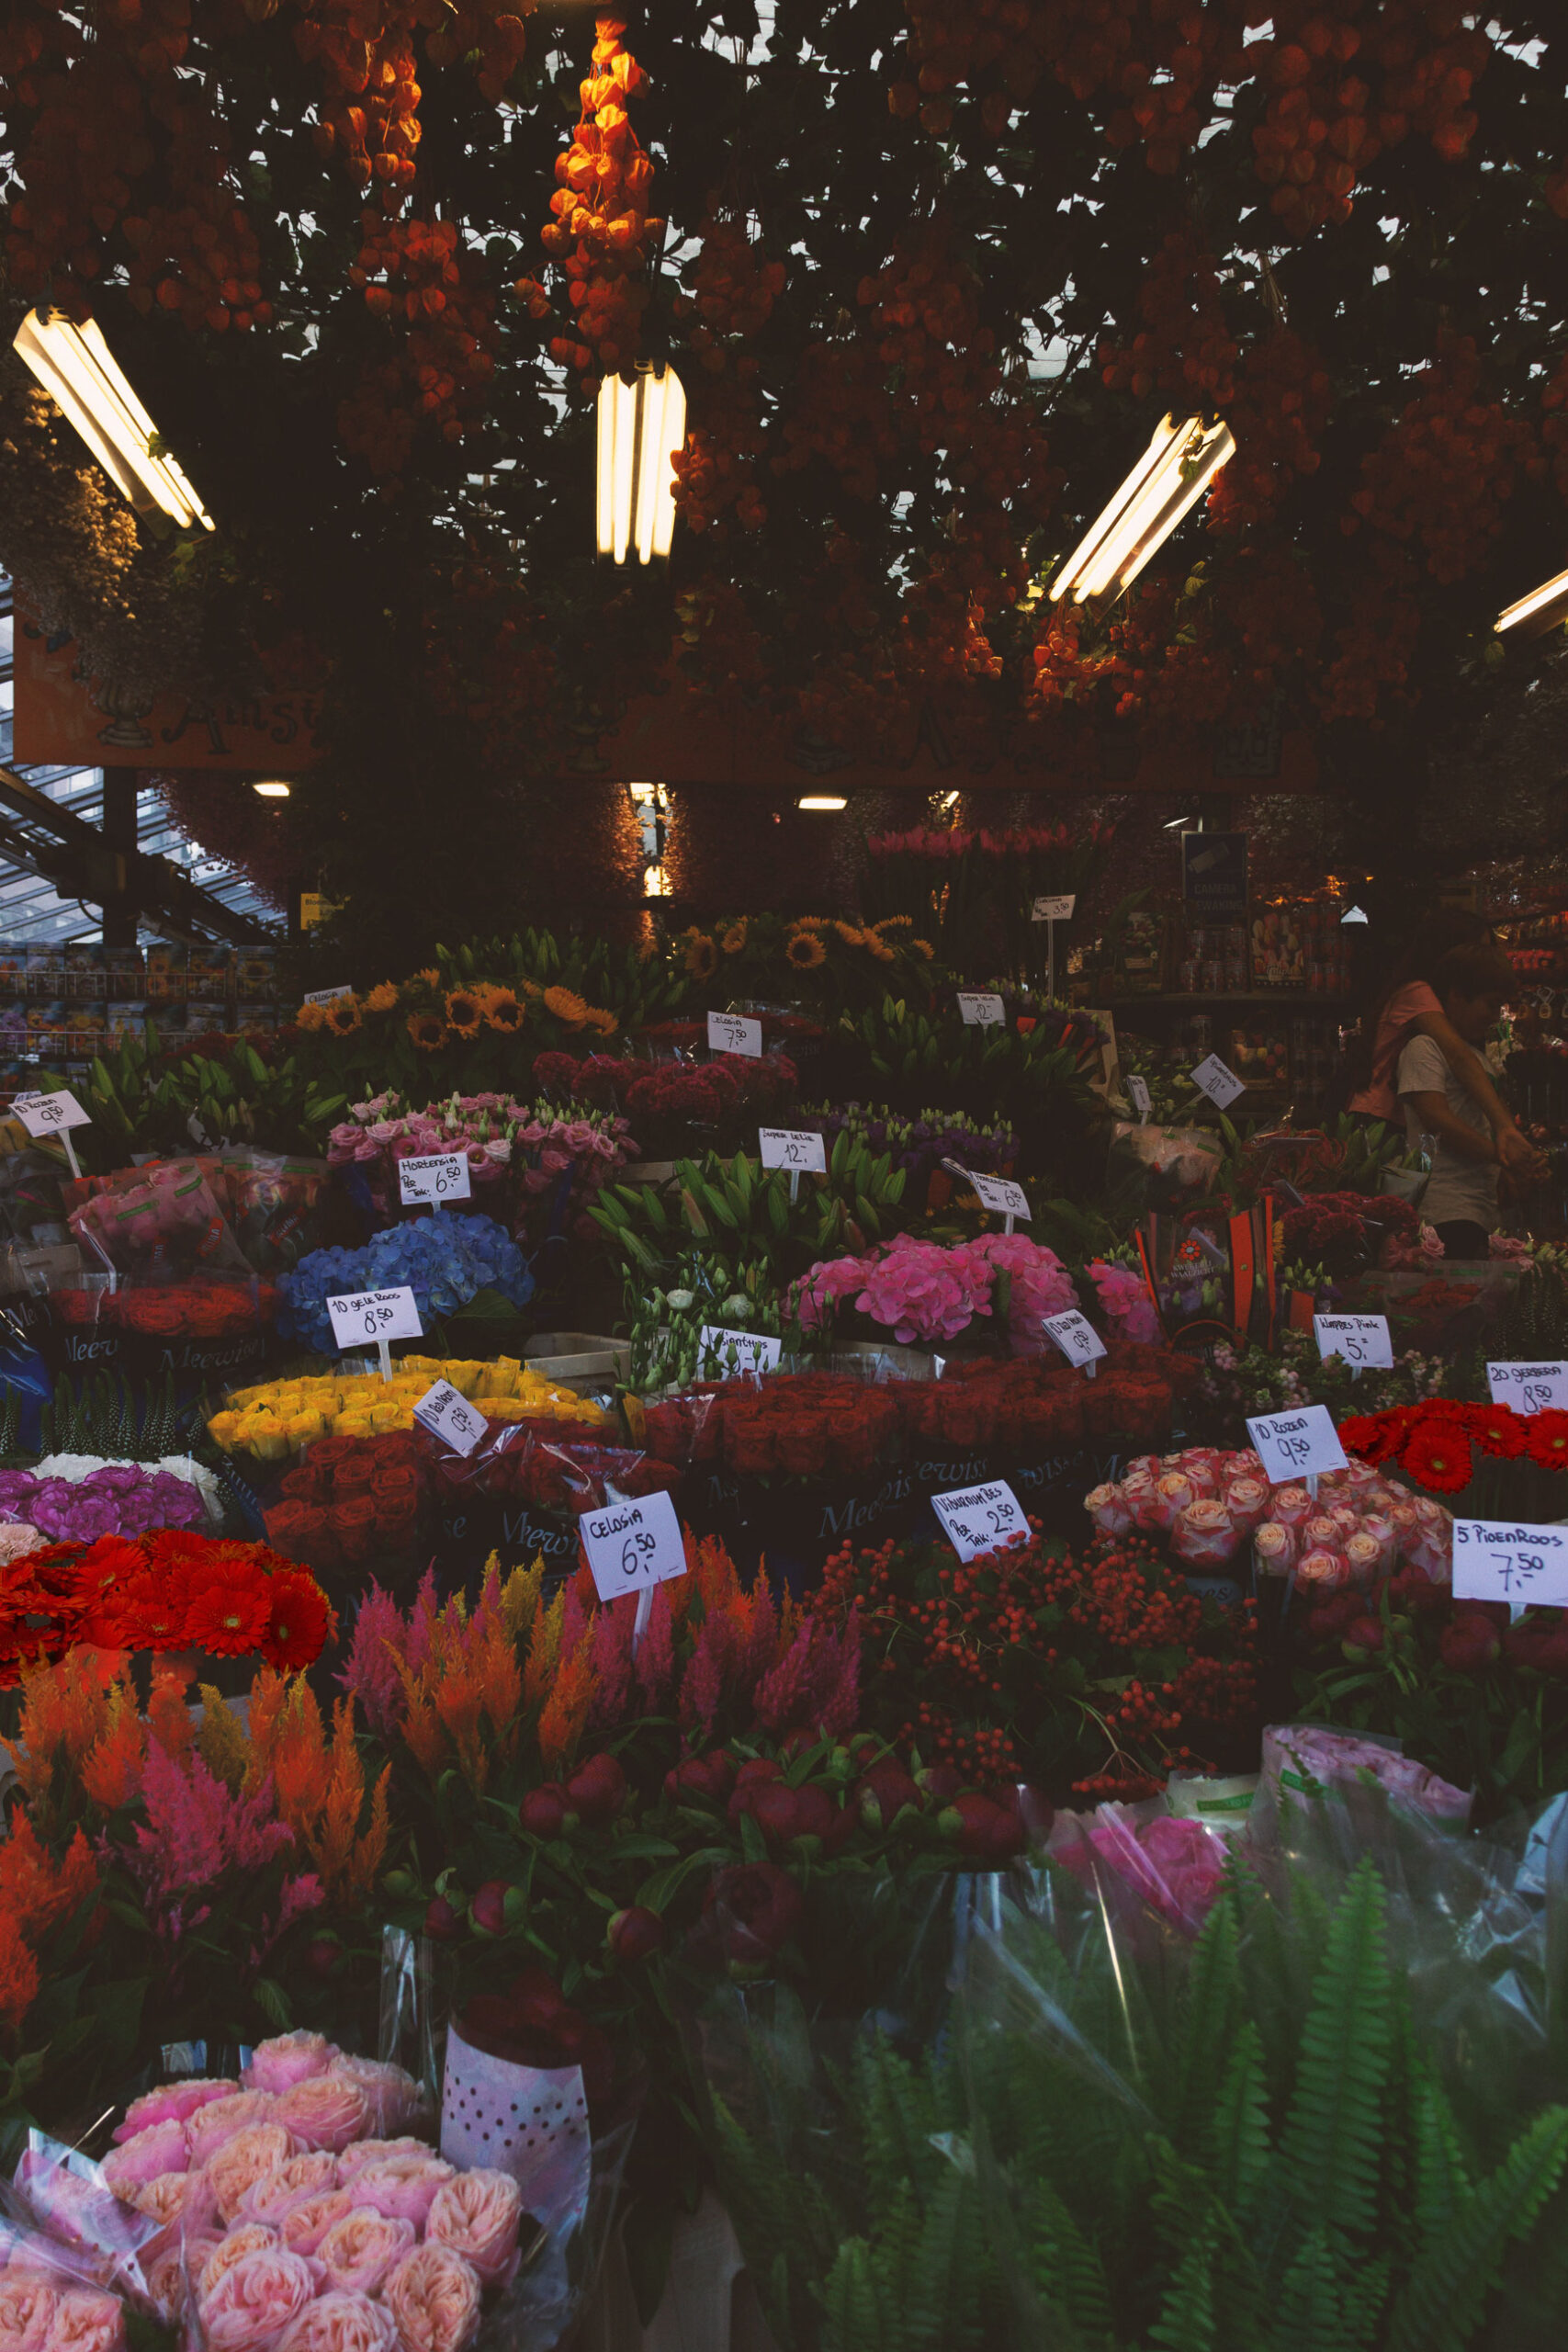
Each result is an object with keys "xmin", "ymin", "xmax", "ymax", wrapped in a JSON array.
[{"xmin": 208, "ymin": 1357, "xmax": 604, "ymax": 1460}]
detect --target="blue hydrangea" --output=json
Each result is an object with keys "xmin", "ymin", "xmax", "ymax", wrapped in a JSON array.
[{"xmin": 277, "ymin": 1214, "xmax": 534, "ymax": 1351}]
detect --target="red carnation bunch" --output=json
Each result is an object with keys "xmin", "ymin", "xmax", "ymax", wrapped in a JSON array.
[
  {"xmin": 264, "ymin": 1433, "xmax": 430, "ymax": 1572},
  {"xmin": 1339, "ymin": 1397, "xmax": 1551, "ymax": 1495},
  {"xmin": 0, "ymin": 1528, "xmax": 334, "ymax": 1685}
]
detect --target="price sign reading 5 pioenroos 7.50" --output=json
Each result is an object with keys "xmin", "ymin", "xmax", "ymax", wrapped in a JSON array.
[
  {"xmin": 1453, "ymin": 1518, "xmax": 1568, "ymax": 1609},
  {"xmin": 1487, "ymin": 1361, "xmax": 1568, "ymax": 1416},
  {"xmin": 931, "ymin": 1478, "xmax": 1029, "ymax": 1563},
  {"xmin": 326, "ymin": 1286, "xmax": 423, "ymax": 1347},
  {"xmin": 1314, "ymin": 1313, "xmax": 1393, "ymax": 1370},
  {"xmin": 707, "ymin": 1011, "xmax": 762, "ymax": 1057},
  {"xmin": 581, "ymin": 1487, "xmax": 688, "ymax": 1603},
  {"xmin": 1245, "ymin": 1406, "xmax": 1348, "ymax": 1485},
  {"xmin": 399, "ymin": 1151, "xmax": 472, "ymax": 1206},
  {"xmin": 413, "ymin": 1379, "xmax": 485, "ymax": 1457},
  {"xmin": 1043, "ymin": 1309, "xmax": 1108, "ymax": 1371},
  {"xmin": 758, "ymin": 1127, "xmax": 827, "ymax": 1173}
]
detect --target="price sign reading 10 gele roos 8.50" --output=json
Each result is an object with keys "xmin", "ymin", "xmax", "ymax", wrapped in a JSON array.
[{"xmin": 326, "ymin": 1286, "xmax": 423, "ymax": 1347}]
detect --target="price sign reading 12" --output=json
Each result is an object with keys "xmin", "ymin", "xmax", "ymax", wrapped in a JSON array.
[
  {"xmin": 1245, "ymin": 1405, "xmax": 1348, "ymax": 1486},
  {"xmin": 581, "ymin": 1487, "xmax": 688, "ymax": 1603},
  {"xmin": 931, "ymin": 1479, "xmax": 1029, "ymax": 1564},
  {"xmin": 758, "ymin": 1128, "xmax": 827, "ymax": 1174}
]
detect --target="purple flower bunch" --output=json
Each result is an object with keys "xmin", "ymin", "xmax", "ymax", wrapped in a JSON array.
[
  {"xmin": 0, "ymin": 1463, "xmax": 206, "ymax": 1542},
  {"xmin": 802, "ymin": 1104, "xmax": 1019, "ymax": 1187}
]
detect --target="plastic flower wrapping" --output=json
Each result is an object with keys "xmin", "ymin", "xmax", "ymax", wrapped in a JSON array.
[
  {"xmin": 325, "ymin": 1092, "xmax": 638, "ymax": 1243},
  {"xmin": 1085, "ymin": 1445, "xmax": 1454, "ymax": 1589},
  {"xmin": 276, "ymin": 1218, "xmax": 533, "ymax": 1354},
  {"xmin": 208, "ymin": 1362, "xmax": 603, "ymax": 1464}
]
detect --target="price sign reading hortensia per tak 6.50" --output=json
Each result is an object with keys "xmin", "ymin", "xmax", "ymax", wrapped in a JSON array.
[
  {"xmin": 1245, "ymin": 1405, "xmax": 1348, "ymax": 1486},
  {"xmin": 326, "ymin": 1286, "xmax": 423, "ymax": 1348},
  {"xmin": 931, "ymin": 1478, "xmax": 1029, "ymax": 1564},
  {"xmin": 581, "ymin": 1487, "xmax": 688, "ymax": 1604},
  {"xmin": 399, "ymin": 1151, "xmax": 472, "ymax": 1207}
]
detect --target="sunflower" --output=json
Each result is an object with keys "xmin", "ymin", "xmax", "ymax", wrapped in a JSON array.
[
  {"xmin": 874, "ymin": 914, "xmax": 914, "ymax": 931},
  {"xmin": 682, "ymin": 931, "xmax": 718, "ymax": 980},
  {"xmin": 295, "ymin": 1001, "xmax": 328, "ymax": 1033},
  {"xmin": 482, "ymin": 986, "xmax": 525, "ymax": 1034},
  {"xmin": 365, "ymin": 981, "xmax": 400, "ymax": 1013},
  {"xmin": 785, "ymin": 930, "xmax": 827, "ymax": 969},
  {"xmin": 911, "ymin": 937, "xmax": 935, "ymax": 958},
  {"xmin": 414, "ymin": 967, "xmax": 441, "ymax": 988},
  {"xmin": 792, "ymin": 915, "xmax": 828, "ymax": 930},
  {"xmin": 832, "ymin": 920, "xmax": 868, "ymax": 946},
  {"xmin": 325, "ymin": 996, "xmax": 362, "ymax": 1035},
  {"xmin": 543, "ymin": 985, "xmax": 590, "ymax": 1026},
  {"xmin": 584, "ymin": 1005, "xmax": 619, "ymax": 1036},
  {"xmin": 721, "ymin": 919, "xmax": 749, "ymax": 955},
  {"xmin": 407, "ymin": 1012, "xmax": 449, "ymax": 1052},
  {"xmin": 445, "ymin": 989, "xmax": 483, "ymax": 1037}
]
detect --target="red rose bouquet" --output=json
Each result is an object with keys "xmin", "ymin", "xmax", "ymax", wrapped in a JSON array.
[{"xmin": 264, "ymin": 1433, "xmax": 433, "ymax": 1572}]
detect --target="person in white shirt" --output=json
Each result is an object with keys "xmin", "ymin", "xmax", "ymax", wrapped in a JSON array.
[{"xmin": 1395, "ymin": 937, "xmax": 1516, "ymax": 1260}]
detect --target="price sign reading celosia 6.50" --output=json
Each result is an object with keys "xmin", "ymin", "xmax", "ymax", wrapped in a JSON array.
[
  {"xmin": 758, "ymin": 1127, "xmax": 827, "ymax": 1173},
  {"xmin": 412, "ymin": 1378, "xmax": 485, "ymax": 1457},
  {"xmin": 1487, "ymin": 1361, "xmax": 1568, "ymax": 1415},
  {"xmin": 11, "ymin": 1088, "xmax": 91, "ymax": 1136},
  {"xmin": 581, "ymin": 1487, "xmax": 688, "ymax": 1603},
  {"xmin": 931, "ymin": 1478, "xmax": 1029, "ymax": 1564},
  {"xmin": 1314, "ymin": 1313, "xmax": 1393, "ymax": 1370},
  {"xmin": 956, "ymin": 990, "xmax": 1006, "ymax": 1026},
  {"xmin": 399, "ymin": 1151, "xmax": 472, "ymax": 1206},
  {"xmin": 707, "ymin": 1011, "xmax": 762, "ymax": 1057},
  {"xmin": 1043, "ymin": 1309, "xmax": 1107, "ymax": 1372},
  {"xmin": 326, "ymin": 1285, "xmax": 423, "ymax": 1346},
  {"xmin": 965, "ymin": 1170, "xmax": 1031, "ymax": 1220},
  {"xmin": 1453, "ymin": 1518, "xmax": 1568, "ymax": 1609},
  {"xmin": 1245, "ymin": 1406, "xmax": 1348, "ymax": 1485}
]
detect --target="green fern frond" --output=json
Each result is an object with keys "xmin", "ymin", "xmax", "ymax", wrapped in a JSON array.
[
  {"xmin": 1410, "ymin": 2064, "xmax": 1472, "ymax": 2241},
  {"xmin": 818, "ymin": 2238, "xmax": 886, "ymax": 2352},
  {"xmin": 1384, "ymin": 2105, "xmax": 1568, "ymax": 2352},
  {"xmin": 1280, "ymin": 1861, "xmax": 1393, "ymax": 2242},
  {"xmin": 1207, "ymin": 2021, "xmax": 1271, "ymax": 2222},
  {"xmin": 1272, "ymin": 2229, "xmax": 1348, "ymax": 2352},
  {"xmin": 1022, "ymin": 2171, "xmax": 1111, "ymax": 2348},
  {"xmin": 1175, "ymin": 1897, "xmax": 1242, "ymax": 2151},
  {"xmin": 1147, "ymin": 2224, "xmax": 1216, "ymax": 2352}
]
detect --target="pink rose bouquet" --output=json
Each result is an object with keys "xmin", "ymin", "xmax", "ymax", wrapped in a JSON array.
[{"xmin": 379, "ymin": 2246, "xmax": 482, "ymax": 2352}]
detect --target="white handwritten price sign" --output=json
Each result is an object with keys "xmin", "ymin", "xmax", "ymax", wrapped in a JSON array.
[
  {"xmin": 413, "ymin": 1378, "xmax": 486, "ymax": 1457},
  {"xmin": 1314, "ymin": 1314, "xmax": 1393, "ymax": 1371},
  {"xmin": 1245, "ymin": 1406, "xmax": 1348, "ymax": 1485},
  {"xmin": 581, "ymin": 1487, "xmax": 688, "ymax": 1603},
  {"xmin": 707, "ymin": 1011, "xmax": 762, "ymax": 1057},
  {"xmin": 1043, "ymin": 1309, "xmax": 1107, "ymax": 1371},
  {"xmin": 12, "ymin": 1089, "xmax": 91, "ymax": 1136},
  {"xmin": 1191, "ymin": 1054, "xmax": 1246, "ymax": 1110},
  {"xmin": 399, "ymin": 1151, "xmax": 472, "ymax": 1207},
  {"xmin": 1453, "ymin": 1518, "xmax": 1568, "ymax": 1609},
  {"xmin": 957, "ymin": 990, "xmax": 1006, "ymax": 1026},
  {"xmin": 700, "ymin": 1326, "xmax": 783, "ymax": 1377},
  {"xmin": 965, "ymin": 1170, "xmax": 1031, "ymax": 1221},
  {"xmin": 1487, "ymin": 1361, "xmax": 1568, "ymax": 1416},
  {"xmin": 326, "ymin": 1286, "xmax": 423, "ymax": 1347},
  {"xmin": 1031, "ymin": 894, "xmax": 1077, "ymax": 922},
  {"xmin": 303, "ymin": 985, "xmax": 354, "ymax": 1007},
  {"xmin": 1127, "ymin": 1076, "xmax": 1152, "ymax": 1125},
  {"xmin": 931, "ymin": 1478, "xmax": 1030, "ymax": 1563},
  {"xmin": 758, "ymin": 1127, "xmax": 827, "ymax": 1174}
]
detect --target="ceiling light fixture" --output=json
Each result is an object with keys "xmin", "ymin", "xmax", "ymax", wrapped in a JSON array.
[
  {"xmin": 1051, "ymin": 413, "xmax": 1234, "ymax": 605},
  {"xmin": 796, "ymin": 795, "xmax": 847, "ymax": 811},
  {"xmin": 1340, "ymin": 904, "xmax": 1370, "ymax": 925},
  {"xmin": 1495, "ymin": 565, "xmax": 1568, "ymax": 638},
  {"xmin": 253, "ymin": 779, "xmax": 292, "ymax": 798},
  {"xmin": 14, "ymin": 308, "xmax": 214, "ymax": 531},
  {"xmin": 596, "ymin": 365, "xmax": 686, "ymax": 565}
]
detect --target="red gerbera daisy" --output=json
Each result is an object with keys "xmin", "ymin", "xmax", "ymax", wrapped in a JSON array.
[
  {"xmin": 259, "ymin": 1572, "xmax": 336, "ymax": 1672},
  {"xmin": 144, "ymin": 1529, "xmax": 214, "ymax": 1567},
  {"xmin": 112, "ymin": 1572, "xmax": 191, "ymax": 1649},
  {"xmin": 1337, "ymin": 1409, "xmax": 1410, "ymax": 1465},
  {"xmin": 1525, "ymin": 1409, "xmax": 1568, "ymax": 1472},
  {"xmin": 1400, "ymin": 1423, "xmax": 1474, "ymax": 1495},
  {"xmin": 184, "ymin": 1581, "xmax": 271, "ymax": 1657},
  {"xmin": 1473, "ymin": 1405, "xmax": 1529, "ymax": 1460}
]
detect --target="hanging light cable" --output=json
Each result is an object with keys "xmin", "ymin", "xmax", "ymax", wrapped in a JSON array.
[
  {"xmin": 1050, "ymin": 413, "xmax": 1232, "ymax": 605},
  {"xmin": 596, "ymin": 365, "xmax": 686, "ymax": 566},
  {"xmin": 13, "ymin": 308, "xmax": 214, "ymax": 531}
]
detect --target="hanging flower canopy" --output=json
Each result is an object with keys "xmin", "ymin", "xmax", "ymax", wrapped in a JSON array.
[{"xmin": 1, "ymin": 0, "xmax": 1567, "ymax": 799}]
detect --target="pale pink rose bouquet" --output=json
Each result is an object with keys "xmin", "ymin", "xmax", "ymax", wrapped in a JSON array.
[{"xmin": 0, "ymin": 2217, "xmax": 130, "ymax": 2352}]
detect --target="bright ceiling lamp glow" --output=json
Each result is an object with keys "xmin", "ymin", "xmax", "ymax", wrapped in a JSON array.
[
  {"xmin": 253, "ymin": 779, "xmax": 292, "ymax": 797},
  {"xmin": 14, "ymin": 308, "xmax": 214, "ymax": 531},
  {"xmin": 1051, "ymin": 413, "xmax": 1234, "ymax": 605},
  {"xmin": 1495, "ymin": 565, "xmax": 1568, "ymax": 637},
  {"xmin": 796, "ymin": 795, "xmax": 847, "ymax": 810},
  {"xmin": 596, "ymin": 366, "xmax": 686, "ymax": 565}
]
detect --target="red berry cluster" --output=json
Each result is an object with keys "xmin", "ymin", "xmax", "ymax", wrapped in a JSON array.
[
  {"xmin": 298, "ymin": 17, "xmax": 423, "ymax": 204},
  {"xmin": 1206, "ymin": 327, "xmax": 1330, "ymax": 535},
  {"xmin": 669, "ymin": 209, "xmax": 783, "ymax": 537},
  {"xmin": 1341, "ymin": 332, "xmax": 1539, "ymax": 585},
  {"xmin": 1214, "ymin": 545, "xmax": 1324, "ymax": 707},
  {"xmin": 1318, "ymin": 542, "xmax": 1422, "ymax": 722},
  {"xmin": 540, "ymin": 15, "xmax": 660, "ymax": 387},
  {"xmin": 887, "ymin": 0, "xmax": 1048, "ymax": 139},
  {"xmin": 1542, "ymin": 353, "xmax": 1568, "ymax": 500},
  {"xmin": 1099, "ymin": 229, "xmax": 1235, "ymax": 408},
  {"xmin": 339, "ymin": 214, "xmax": 499, "ymax": 471},
  {"xmin": 1250, "ymin": 2, "xmax": 1492, "ymax": 236},
  {"xmin": 1095, "ymin": 2, "xmax": 1247, "ymax": 177},
  {"xmin": 423, "ymin": 569, "xmax": 557, "ymax": 770}
]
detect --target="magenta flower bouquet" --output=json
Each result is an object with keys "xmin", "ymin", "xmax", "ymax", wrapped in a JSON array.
[{"xmin": 0, "ymin": 1464, "xmax": 206, "ymax": 1543}]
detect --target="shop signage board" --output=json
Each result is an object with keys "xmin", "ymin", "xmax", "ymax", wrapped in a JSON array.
[{"xmin": 1180, "ymin": 830, "xmax": 1249, "ymax": 918}]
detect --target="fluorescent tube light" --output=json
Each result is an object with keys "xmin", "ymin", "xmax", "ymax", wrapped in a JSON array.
[{"xmin": 14, "ymin": 309, "xmax": 214, "ymax": 531}]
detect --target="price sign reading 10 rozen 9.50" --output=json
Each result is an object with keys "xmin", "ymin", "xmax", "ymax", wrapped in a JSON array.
[{"xmin": 1245, "ymin": 1405, "xmax": 1348, "ymax": 1486}]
